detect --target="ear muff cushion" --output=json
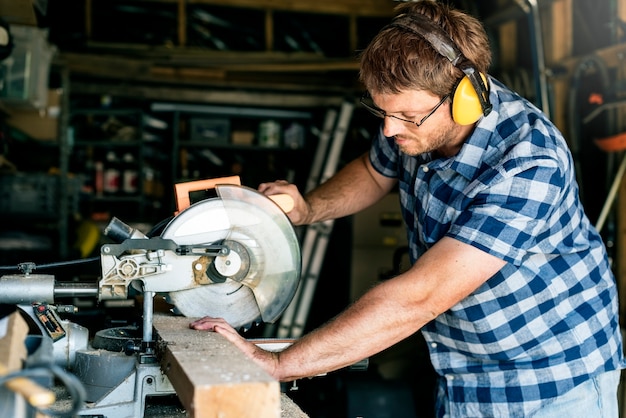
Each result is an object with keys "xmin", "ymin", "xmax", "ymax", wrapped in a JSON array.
[{"xmin": 452, "ymin": 74, "xmax": 488, "ymax": 125}]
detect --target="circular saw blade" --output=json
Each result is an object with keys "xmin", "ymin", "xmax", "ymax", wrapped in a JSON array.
[
  {"xmin": 165, "ymin": 281, "xmax": 261, "ymax": 329},
  {"xmin": 161, "ymin": 184, "xmax": 301, "ymax": 329}
]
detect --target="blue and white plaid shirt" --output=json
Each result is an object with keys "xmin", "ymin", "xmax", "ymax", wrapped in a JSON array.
[{"xmin": 370, "ymin": 77, "xmax": 624, "ymax": 417}]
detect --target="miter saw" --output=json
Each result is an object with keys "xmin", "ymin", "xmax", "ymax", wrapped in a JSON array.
[{"xmin": 0, "ymin": 180, "xmax": 301, "ymax": 417}]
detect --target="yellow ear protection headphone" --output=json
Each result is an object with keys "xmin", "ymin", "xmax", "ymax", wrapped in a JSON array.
[{"xmin": 388, "ymin": 13, "xmax": 492, "ymax": 125}]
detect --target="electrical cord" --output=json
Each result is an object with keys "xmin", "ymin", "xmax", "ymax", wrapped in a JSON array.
[
  {"xmin": 0, "ymin": 363, "xmax": 86, "ymax": 417},
  {"xmin": 0, "ymin": 256, "xmax": 100, "ymax": 273},
  {"xmin": 0, "ymin": 214, "xmax": 174, "ymax": 273}
]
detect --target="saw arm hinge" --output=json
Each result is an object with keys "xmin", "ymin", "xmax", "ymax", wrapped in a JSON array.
[{"xmin": 98, "ymin": 237, "xmax": 230, "ymax": 300}]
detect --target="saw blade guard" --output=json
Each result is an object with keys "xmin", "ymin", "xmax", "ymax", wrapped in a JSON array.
[{"xmin": 161, "ymin": 184, "xmax": 301, "ymax": 326}]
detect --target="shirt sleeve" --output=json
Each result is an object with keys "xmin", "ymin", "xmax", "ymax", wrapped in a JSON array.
[{"xmin": 447, "ymin": 155, "xmax": 568, "ymax": 266}]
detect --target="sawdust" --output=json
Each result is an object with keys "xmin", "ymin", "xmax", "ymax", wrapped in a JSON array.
[
  {"xmin": 281, "ymin": 393, "xmax": 310, "ymax": 418},
  {"xmin": 51, "ymin": 385, "xmax": 308, "ymax": 417}
]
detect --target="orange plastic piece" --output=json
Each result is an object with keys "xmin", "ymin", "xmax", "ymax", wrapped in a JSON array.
[
  {"xmin": 174, "ymin": 176, "xmax": 241, "ymax": 214},
  {"xmin": 588, "ymin": 93, "xmax": 604, "ymax": 106},
  {"xmin": 594, "ymin": 132, "xmax": 626, "ymax": 152},
  {"xmin": 174, "ymin": 176, "xmax": 294, "ymax": 214}
]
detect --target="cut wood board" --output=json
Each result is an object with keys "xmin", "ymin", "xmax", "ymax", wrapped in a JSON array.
[
  {"xmin": 0, "ymin": 311, "xmax": 28, "ymax": 372},
  {"xmin": 153, "ymin": 314, "xmax": 283, "ymax": 418}
]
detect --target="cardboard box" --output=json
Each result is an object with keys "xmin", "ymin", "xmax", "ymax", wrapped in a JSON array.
[
  {"xmin": 231, "ymin": 130, "xmax": 255, "ymax": 145},
  {"xmin": 6, "ymin": 88, "xmax": 60, "ymax": 140},
  {"xmin": 0, "ymin": 0, "xmax": 38, "ymax": 26}
]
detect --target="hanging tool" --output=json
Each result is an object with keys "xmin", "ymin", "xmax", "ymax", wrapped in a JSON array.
[{"xmin": 592, "ymin": 132, "xmax": 626, "ymax": 233}]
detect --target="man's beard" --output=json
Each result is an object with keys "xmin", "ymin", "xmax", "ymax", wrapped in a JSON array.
[
  {"xmin": 395, "ymin": 122, "xmax": 459, "ymax": 157},
  {"xmin": 396, "ymin": 133, "xmax": 448, "ymax": 156}
]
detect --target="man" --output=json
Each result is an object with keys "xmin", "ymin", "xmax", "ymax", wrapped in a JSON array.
[{"xmin": 191, "ymin": 1, "xmax": 625, "ymax": 416}]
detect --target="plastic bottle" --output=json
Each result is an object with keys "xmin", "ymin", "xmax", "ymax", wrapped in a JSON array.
[
  {"xmin": 122, "ymin": 153, "xmax": 139, "ymax": 194},
  {"xmin": 94, "ymin": 161, "xmax": 104, "ymax": 197},
  {"xmin": 103, "ymin": 151, "xmax": 121, "ymax": 195}
]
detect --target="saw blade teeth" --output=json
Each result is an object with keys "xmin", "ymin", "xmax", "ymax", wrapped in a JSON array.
[{"xmin": 239, "ymin": 319, "xmax": 262, "ymax": 333}]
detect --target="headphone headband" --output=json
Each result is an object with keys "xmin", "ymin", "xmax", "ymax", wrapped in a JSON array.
[{"xmin": 391, "ymin": 13, "xmax": 463, "ymax": 65}]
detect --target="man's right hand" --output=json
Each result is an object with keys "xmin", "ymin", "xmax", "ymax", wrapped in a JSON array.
[{"xmin": 258, "ymin": 180, "xmax": 311, "ymax": 225}]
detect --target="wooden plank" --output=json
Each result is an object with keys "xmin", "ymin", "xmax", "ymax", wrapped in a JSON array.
[
  {"xmin": 122, "ymin": 0, "xmax": 396, "ymax": 17},
  {"xmin": 67, "ymin": 81, "xmax": 348, "ymax": 107},
  {"xmin": 349, "ymin": 15, "xmax": 358, "ymax": 55},
  {"xmin": 497, "ymin": 21, "xmax": 516, "ymax": 70},
  {"xmin": 177, "ymin": 0, "xmax": 186, "ymax": 47},
  {"xmin": 265, "ymin": 9, "xmax": 273, "ymax": 52},
  {"xmin": 546, "ymin": 0, "xmax": 572, "ymax": 65},
  {"xmin": 85, "ymin": 0, "xmax": 92, "ymax": 40},
  {"xmin": 153, "ymin": 314, "xmax": 280, "ymax": 418},
  {"xmin": 0, "ymin": 311, "xmax": 28, "ymax": 372},
  {"xmin": 545, "ymin": 0, "xmax": 573, "ymax": 137},
  {"xmin": 494, "ymin": 0, "xmax": 516, "ymax": 70},
  {"xmin": 0, "ymin": 311, "xmax": 56, "ymax": 409},
  {"xmin": 58, "ymin": 50, "xmax": 359, "ymax": 78}
]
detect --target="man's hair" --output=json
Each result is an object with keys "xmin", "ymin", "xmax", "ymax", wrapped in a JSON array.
[{"xmin": 359, "ymin": 0, "xmax": 492, "ymax": 97}]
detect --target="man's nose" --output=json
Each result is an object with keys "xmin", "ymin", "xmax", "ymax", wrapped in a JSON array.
[{"xmin": 382, "ymin": 116, "xmax": 404, "ymax": 138}]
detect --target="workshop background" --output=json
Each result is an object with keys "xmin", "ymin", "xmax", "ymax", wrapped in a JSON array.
[{"xmin": 1, "ymin": 0, "xmax": 625, "ymax": 417}]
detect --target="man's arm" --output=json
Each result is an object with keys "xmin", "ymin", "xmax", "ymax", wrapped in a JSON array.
[
  {"xmin": 259, "ymin": 152, "xmax": 397, "ymax": 225},
  {"xmin": 190, "ymin": 236, "xmax": 507, "ymax": 381}
]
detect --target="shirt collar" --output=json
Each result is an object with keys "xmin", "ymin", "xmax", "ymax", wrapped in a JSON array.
[{"xmin": 432, "ymin": 77, "xmax": 500, "ymax": 180}]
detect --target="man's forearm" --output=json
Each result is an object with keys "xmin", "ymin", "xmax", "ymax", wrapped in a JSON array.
[
  {"xmin": 270, "ymin": 237, "xmax": 507, "ymax": 382},
  {"xmin": 304, "ymin": 153, "xmax": 395, "ymax": 224}
]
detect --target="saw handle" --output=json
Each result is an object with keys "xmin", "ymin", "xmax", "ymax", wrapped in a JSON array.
[
  {"xmin": 174, "ymin": 176, "xmax": 293, "ymax": 214},
  {"xmin": 268, "ymin": 193, "xmax": 294, "ymax": 213}
]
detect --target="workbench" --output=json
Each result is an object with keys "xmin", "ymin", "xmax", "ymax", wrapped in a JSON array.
[{"xmin": 44, "ymin": 313, "xmax": 308, "ymax": 418}]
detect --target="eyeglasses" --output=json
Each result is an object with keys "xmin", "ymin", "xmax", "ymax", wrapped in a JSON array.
[{"xmin": 360, "ymin": 92, "xmax": 449, "ymax": 127}]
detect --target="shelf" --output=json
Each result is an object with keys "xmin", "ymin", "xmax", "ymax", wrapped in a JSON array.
[
  {"xmin": 148, "ymin": 99, "xmax": 324, "ymax": 193},
  {"xmin": 74, "ymin": 140, "xmax": 144, "ymax": 147},
  {"xmin": 68, "ymin": 106, "xmax": 170, "ymax": 223},
  {"xmin": 128, "ymin": 0, "xmax": 396, "ymax": 16},
  {"xmin": 176, "ymin": 141, "xmax": 304, "ymax": 150},
  {"xmin": 151, "ymin": 102, "xmax": 312, "ymax": 119},
  {"xmin": 50, "ymin": 1, "xmax": 394, "ymax": 97},
  {"xmin": 82, "ymin": 0, "xmax": 393, "ymax": 49},
  {"xmin": 91, "ymin": 195, "xmax": 144, "ymax": 202}
]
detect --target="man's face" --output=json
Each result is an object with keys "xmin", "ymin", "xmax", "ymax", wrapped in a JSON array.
[{"xmin": 370, "ymin": 89, "xmax": 467, "ymax": 157}]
